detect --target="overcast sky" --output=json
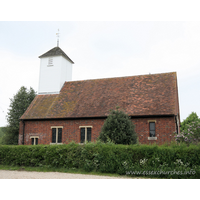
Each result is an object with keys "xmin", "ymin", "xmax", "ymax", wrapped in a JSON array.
[{"xmin": 0, "ymin": 21, "xmax": 200, "ymax": 126}]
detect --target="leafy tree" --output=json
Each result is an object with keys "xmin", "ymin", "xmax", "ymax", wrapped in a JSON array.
[
  {"xmin": 181, "ymin": 112, "xmax": 200, "ymax": 132},
  {"xmin": 0, "ymin": 127, "xmax": 6, "ymax": 137},
  {"xmin": 1, "ymin": 86, "xmax": 36, "ymax": 145},
  {"xmin": 175, "ymin": 121, "xmax": 200, "ymax": 145},
  {"xmin": 175, "ymin": 112, "xmax": 200, "ymax": 145},
  {"xmin": 99, "ymin": 108, "xmax": 137, "ymax": 145},
  {"xmin": 0, "ymin": 127, "xmax": 6, "ymax": 144}
]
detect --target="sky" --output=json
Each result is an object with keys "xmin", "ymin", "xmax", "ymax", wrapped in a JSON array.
[{"xmin": 0, "ymin": 21, "xmax": 200, "ymax": 126}]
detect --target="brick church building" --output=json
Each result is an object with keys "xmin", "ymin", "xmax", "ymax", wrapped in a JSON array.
[{"xmin": 18, "ymin": 46, "xmax": 180, "ymax": 145}]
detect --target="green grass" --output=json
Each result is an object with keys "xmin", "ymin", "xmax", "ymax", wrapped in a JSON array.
[{"xmin": 0, "ymin": 164, "xmax": 143, "ymax": 178}]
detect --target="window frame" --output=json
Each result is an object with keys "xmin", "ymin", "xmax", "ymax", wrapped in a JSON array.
[
  {"xmin": 147, "ymin": 120, "xmax": 157, "ymax": 140},
  {"xmin": 51, "ymin": 126, "xmax": 63, "ymax": 144},
  {"xmin": 79, "ymin": 126, "xmax": 93, "ymax": 144},
  {"xmin": 30, "ymin": 136, "xmax": 39, "ymax": 145}
]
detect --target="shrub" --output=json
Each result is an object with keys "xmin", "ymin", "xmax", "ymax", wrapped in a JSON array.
[
  {"xmin": 98, "ymin": 108, "xmax": 137, "ymax": 145},
  {"xmin": 0, "ymin": 142, "xmax": 200, "ymax": 178}
]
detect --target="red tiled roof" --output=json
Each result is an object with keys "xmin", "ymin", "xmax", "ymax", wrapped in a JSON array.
[{"xmin": 20, "ymin": 72, "xmax": 179, "ymax": 119}]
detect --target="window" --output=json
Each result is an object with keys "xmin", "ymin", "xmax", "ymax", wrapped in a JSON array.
[
  {"xmin": 79, "ymin": 126, "xmax": 92, "ymax": 143},
  {"xmin": 48, "ymin": 57, "xmax": 53, "ymax": 66},
  {"xmin": 148, "ymin": 120, "xmax": 157, "ymax": 140},
  {"xmin": 30, "ymin": 136, "xmax": 39, "ymax": 145},
  {"xmin": 51, "ymin": 126, "xmax": 63, "ymax": 144},
  {"xmin": 149, "ymin": 122, "xmax": 155, "ymax": 137}
]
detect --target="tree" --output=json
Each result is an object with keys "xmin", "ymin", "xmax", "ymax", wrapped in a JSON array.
[
  {"xmin": 99, "ymin": 108, "xmax": 137, "ymax": 145},
  {"xmin": 180, "ymin": 112, "xmax": 200, "ymax": 132},
  {"xmin": 175, "ymin": 112, "xmax": 200, "ymax": 145},
  {"xmin": 2, "ymin": 86, "xmax": 36, "ymax": 145},
  {"xmin": 0, "ymin": 127, "xmax": 6, "ymax": 144},
  {"xmin": 175, "ymin": 120, "xmax": 200, "ymax": 145}
]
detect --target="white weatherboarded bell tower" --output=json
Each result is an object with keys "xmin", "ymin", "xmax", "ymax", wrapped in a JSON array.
[{"xmin": 38, "ymin": 46, "xmax": 74, "ymax": 94}]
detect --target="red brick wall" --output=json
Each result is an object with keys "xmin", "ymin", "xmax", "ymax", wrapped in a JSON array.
[
  {"xmin": 19, "ymin": 119, "xmax": 105, "ymax": 145},
  {"xmin": 132, "ymin": 117, "xmax": 176, "ymax": 145},
  {"xmin": 18, "ymin": 116, "xmax": 176, "ymax": 145}
]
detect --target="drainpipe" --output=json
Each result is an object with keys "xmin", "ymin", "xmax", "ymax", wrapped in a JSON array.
[
  {"xmin": 175, "ymin": 114, "xmax": 179, "ymax": 134},
  {"xmin": 22, "ymin": 120, "xmax": 25, "ymax": 145},
  {"xmin": 175, "ymin": 116, "xmax": 178, "ymax": 135}
]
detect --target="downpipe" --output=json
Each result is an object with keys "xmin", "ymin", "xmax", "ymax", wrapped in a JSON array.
[{"xmin": 22, "ymin": 120, "xmax": 25, "ymax": 145}]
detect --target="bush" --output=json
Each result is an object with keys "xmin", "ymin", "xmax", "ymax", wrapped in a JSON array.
[
  {"xmin": 98, "ymin": 108, "xmax": 137, "ymax": 145},
  {"xmin": 0, "ymin": 142, "xmax": 200, "ymax": 178}
]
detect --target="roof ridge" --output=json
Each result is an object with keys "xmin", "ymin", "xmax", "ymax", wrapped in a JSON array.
[{"xmin": 65, "ymin": 71, "xmax": 177, "ymax": 84}]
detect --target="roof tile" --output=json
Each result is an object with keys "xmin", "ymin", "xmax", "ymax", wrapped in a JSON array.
[
  {"xmin": 20, "ymin": 72, "xmax": 179, "ymax": 119},
  {"xmin": 39, "ymin": 47, "xmax": 74, "ymax": 64}
]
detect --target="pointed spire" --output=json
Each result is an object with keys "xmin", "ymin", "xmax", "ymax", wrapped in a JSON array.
[{"xmin": 56, "ymin": 29, "xmax": 60, "ymax": 47}]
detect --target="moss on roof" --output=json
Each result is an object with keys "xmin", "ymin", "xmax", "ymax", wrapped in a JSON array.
[{"xmin": 20, "ymin": 72, "xmax": 179, "ymax": 120}]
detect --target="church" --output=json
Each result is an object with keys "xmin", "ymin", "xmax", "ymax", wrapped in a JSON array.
[{"xmin": 18, "ymin": 45, "xmax": 180, "ymax": 145}]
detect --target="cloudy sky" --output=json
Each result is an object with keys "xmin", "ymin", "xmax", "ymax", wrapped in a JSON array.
[{"xmin": 0, "ymin": 20, "xmax": 200, "ymax": 126}]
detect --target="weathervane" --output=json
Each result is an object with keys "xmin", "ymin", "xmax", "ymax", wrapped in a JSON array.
[{"xmin": 56, "ymin": 29, "xmax": 60, "ymax": 47}]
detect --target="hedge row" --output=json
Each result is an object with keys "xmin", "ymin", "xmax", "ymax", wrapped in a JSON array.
[{"xmin": 0, "ymin": 142, "xmax": 200, "ymax": 178}]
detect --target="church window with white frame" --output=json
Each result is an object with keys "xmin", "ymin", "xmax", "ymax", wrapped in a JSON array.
[
  {"xmin": 147, "ymin": 120, "xmax": 157, "ymax": 140},
  {"xmin": 51, "ymin": 126, "xmax": 63, "ymax": 144},
  {"xmin": 30, "ymin": 136, "xmax": 39, "ymax": 145},
  {"xmin": 79, "ymin": 126, "xmax": 92, "ymax": 143}
]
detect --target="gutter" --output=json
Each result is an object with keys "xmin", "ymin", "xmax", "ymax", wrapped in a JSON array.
[{"xmin": 20, "ymin": 114, "xmax": 175, "ymax": 122}]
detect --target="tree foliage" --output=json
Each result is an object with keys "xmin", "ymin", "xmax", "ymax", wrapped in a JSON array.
[
  {"xmin": 175, "ymin": 112, "xmax": 200, "ymax": 145},
  {"xmin": 1, "ymin": 86, "xmax": 36, "ymax": 145},
  {"xmin": 175, "ymin": 121, "xmax": 200, "ymax": 145},
  {"xmin": 0, "ymin": 127, "xmax": 6, "ymax": 144},
  {"xmin": 99, "ymin": 108, "xmax": 137, "ymax": 145},
  {"xmin": 180, "ymin": 112, "xmax": 200, "ymax": 132}
]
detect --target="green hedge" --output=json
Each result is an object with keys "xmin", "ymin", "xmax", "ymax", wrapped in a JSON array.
[{"xmin": 0, "ymin": 142, "xmax": 200, "ymax": 178}]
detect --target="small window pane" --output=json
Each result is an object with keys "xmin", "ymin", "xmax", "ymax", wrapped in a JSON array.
[
  {"xmin": 52, "ymin": 128, "xmax": 56, "ymax": 143},
  {"xmin": 149, "ymin": 122, "xmax": 155, "ymax": 137},
  {"xmin": 150, "ymin": 122, "xmax": 155, "ymax": 131},
  {"xmin": 31, "ymin": 138, "xmax": 34, "ymax": 145},
  {"xmin": 35, "ymin": 138, "xmax": 38, "ymax": 145},
  {"xmin": 150, "ymin": 131, "xmax": 155, "ymax": 137},
  {"xmin": 58, "ymin": 128, "xmax": 62, "ymax": 143},
  {"xmin": 80, "ymin": 128, "xmax": 85, "ymax": 143},
  {"xmin": 87, "ymin": 128, "xmax": 91, "ymax": 142}
]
